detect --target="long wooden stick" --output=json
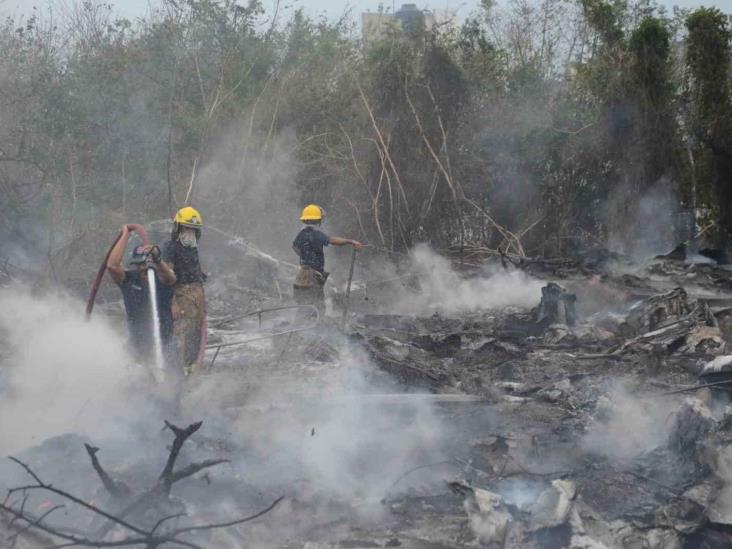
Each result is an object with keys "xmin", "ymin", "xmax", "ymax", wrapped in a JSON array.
[
  {"xmin": 341, "ymin": 248, "xmax": 357, "ymax": 326},
  {"xmin": 655, "ymin": 378, "xmax": 732, "ymax": 397}
]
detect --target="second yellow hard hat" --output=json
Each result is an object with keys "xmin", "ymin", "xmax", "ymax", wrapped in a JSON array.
[{"xmin": 300, "ymin": 204, "xmax": 324, "ymax": 221}]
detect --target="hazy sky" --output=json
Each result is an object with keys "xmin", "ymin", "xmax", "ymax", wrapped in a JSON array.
[{"xmin": 0, "ymin": 0, "xmax": 728, "ymax": 23}]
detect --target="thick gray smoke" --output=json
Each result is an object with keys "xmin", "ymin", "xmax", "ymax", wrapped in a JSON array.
[
  {"xmin": 393, "ymin": 244, "xmax": 544, "ymax": 316},
  {"xmin": 184, "ymin": 341, "xmax": 450, "ymax": 513},
  {"xmin": 608, "ymin": 178, "xmax": 678, "ymax": 260},
  {"xmin": 0, "ymin": 285, "xmax": 152, "ymax": 453},
  {"xmin": 0, "ymin": 283, "xmax": 452, "ymax": 541},
  {"xmin": 582, "ymin": 382, "xmax": 677, "ymax": 460},
  {"xmin": 193, "ymin": 122, "xmax": 303, "ymax": 260}
]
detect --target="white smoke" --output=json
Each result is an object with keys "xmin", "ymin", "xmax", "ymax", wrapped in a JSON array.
[
  {"xmin": 0, "ymin": 285, "xmax": 151, "ymax": 453},
  {"xmin": 193, "ymin": 121, "xmax": 301, "ymax": 260},
  {"xmin": 710, "ymin": 445, "xmax": 732, "ymax": 523},
  {"xmin": 394, "ymin": 244, "xmax": 544, "ymax": 316},
  {"xmin": 582, "ymin": 383, "xmax": 676, "ymax": 461},
  {"xmin": 608, "ymin": 177, "xmax": 677, "ymax": 260},
  {"xmin": 184, "ymin": 342, "xmax": 449, "ymax": 512}
]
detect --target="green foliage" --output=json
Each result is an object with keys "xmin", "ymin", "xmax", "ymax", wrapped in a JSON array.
[
  {"xmin": 580, "ymin": 0, "xmax": 625, "ymax": 46},
  {"xmin": 0, "ymin": 0, "xmax": 731, "ymax": 272},
  {"xmin": 629, "ymin": 16, "xmax": 671, "ymax": 102},
  {"xmin": 628, "ymin": 15, "xmax": 675, "ymax": 178},
  {"xmin": 685, "ymin": 7, "xmax": 732, "ymax": 241},
  {"xmin": 686, "ymin": 8, "xmax": 732, "ymax": 124}
]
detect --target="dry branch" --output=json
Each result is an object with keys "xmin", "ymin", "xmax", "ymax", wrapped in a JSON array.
[
  {"xmin": 84, "ymin": 444, "xmax": 131, "ymax": 499},
  {"xmin": 404, "ymin": 80, "xmax": 461, "ymax": 201},
  {"xmin": 403, "ymin": 77, "xmax": 467, "ymax": 249},
  {"xmin": 171, "ymin": 495, "xmax": 284, "ymax": 536},
  {"xmin": 356, "ymin": 79, "xmax": 411, "ymax": 215},
  {"xmin": 2, "ymin": 422, "xmax": 283, "ymax": 549},
  {"xmin": 425, "ymin": 83, "xmax": 453, "ymax": 178},
  {"xmin": 169, "ymin": 459, "xmax": 230, "ymax": 485},
  {"xmin": 462, "ymin": 198, "xmax": 527, "ymax": 257},
  {"xmin": 8, "ymin": 504, "xmax": 64, "ymax": 547},
  {"xmin": 95, "ymin": 420, "xmax": 205, "ymax": 537},
  {"xmin": 2, "ymin": 458, "xmax": 200, "ymax": 549},
  {"xmin": 160, "ymin": 420, "xmax": 203, "ymax": 487}
]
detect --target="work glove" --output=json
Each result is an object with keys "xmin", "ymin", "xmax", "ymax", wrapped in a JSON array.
[{"xmin": 148, "ymin": 245, "xmax": 162, "ymax": 264}]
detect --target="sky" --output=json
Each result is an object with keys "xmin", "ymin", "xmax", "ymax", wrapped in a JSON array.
[{"xmin": 0, "ymin": 0, "xmax": 728, "ymax": 24}]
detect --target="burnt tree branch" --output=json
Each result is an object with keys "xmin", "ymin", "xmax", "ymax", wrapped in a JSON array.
[
  {"xmin": 84, "ymin": 443, "xmax": 131, "ymax": 499},
  {"xmin": 171, "ymin": 495, "xmax": 284, "ymax": 535},
  {"xmin": 8, "ymin": 504, "xmax": 64, "ymax": 548},
  {"xmin": 150, "ymin": 512, "xmax": 186, "ymax": 536},
  {"xmin": 95, "ymin": 420, "xmax": 225, "ymax": 538},
  {"xmin": 160, "ymin": 420, "xmax": 203, "ymax": 485},
  {"xmin": 8, "ymin": 458, "xmax": 148, "ymax": 537},
  {"xmin": 168, "ymin": 459, "xmax": 230, "ymax": 487},
  {"xmin": 0, "ymin": 501, "xmax": 203, "ymax": 549},
  {"xmin": 3, "ymin": 422, "xmax": 281, "ymax": 548}
]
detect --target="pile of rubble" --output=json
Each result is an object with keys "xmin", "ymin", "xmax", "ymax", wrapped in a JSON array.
[
  {"xmin": 7, "ymin": 244, "xmax": 732, "ymax": 548},
  {"xmin": 178, "ymin": 250, "xmax": 732, "ymax": 547}
]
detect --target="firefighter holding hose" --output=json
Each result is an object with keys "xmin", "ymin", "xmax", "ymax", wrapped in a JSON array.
[
  {"xmin": 292, "ymin": 204, "xmax": 363, "ymax": 315},
  {"xmin": 160, "ymin": 207, "xmax": 207, "ymax": 376},
  {"xmin": 107, "ymin": 225, "xmax": 176, "ymax": 363}
]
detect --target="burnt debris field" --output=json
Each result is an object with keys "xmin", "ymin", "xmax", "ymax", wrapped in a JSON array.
[
  {"xmin": 2, "ymin": 0, "xmax": 732, "ymax": 546},
  {"xmin": 4, "ymin": 235, "xmax": 732, "ymax": 549}
]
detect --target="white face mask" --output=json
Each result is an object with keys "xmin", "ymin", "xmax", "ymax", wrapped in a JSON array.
[{"xmin": 179, "ymin": 228, "xmax": 197, "ymax": 248}]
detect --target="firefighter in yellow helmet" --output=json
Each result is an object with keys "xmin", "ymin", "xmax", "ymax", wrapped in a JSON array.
[
  {"xmin": 160, "ymin": 206, "xmax": 207, "ymax": 375},
  {"xmin": 292, "ymin": 204, "xmax": 363, "ymax": 315}
]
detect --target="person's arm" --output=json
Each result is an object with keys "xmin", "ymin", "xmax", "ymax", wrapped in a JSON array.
[
  {"xmin": 329, "ymin": 236, "xmax": 364, "ymax": 250},
  {"xmin": 106, "ymin": 225, "xmax": 131, "ymax": 284},
  {"xmin": 292, "ymin": 245, "xmax": 301, "ymax": 257},
  {"xmin": 146, "ymin": 245, "xmax": 176, "ymax": 286},
  {"xmin": 155, "ymin": 260, "xmax": 177, "ymax": 286}
]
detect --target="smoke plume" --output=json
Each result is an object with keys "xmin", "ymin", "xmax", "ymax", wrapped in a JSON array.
[
  {"xmin": 393, "ymin": 244, "xmax": 544, "ymax": 316},
  {"xmin": 184, "ymin": 341, "xmax": 450, "ymax": 513},
  {"xmin": 582, "ymin": 382, "xmax": 676, "ymax": 460},
  {"xmin": 0, "ymin": 285, "xmax": 151, "ymax": 454}
]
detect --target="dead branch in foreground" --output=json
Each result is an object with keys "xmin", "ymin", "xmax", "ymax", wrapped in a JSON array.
[{"xmin": 1, "ymin": 421, "xmax": 283, "ymax": 548}]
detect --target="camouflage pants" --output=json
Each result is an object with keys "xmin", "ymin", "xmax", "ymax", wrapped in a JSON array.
[
  {"xmin": 293, "ymin": 267, "xmax": 326, "ymax": 318},
  {"xmin": 171, "ymin": 282, "xmax": 205, "ymax": 374}
]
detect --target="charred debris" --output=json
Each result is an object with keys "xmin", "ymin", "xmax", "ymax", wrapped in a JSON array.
[{"xmin": 6, "ymin": 236, "xmax": 732, "ymax": 548}]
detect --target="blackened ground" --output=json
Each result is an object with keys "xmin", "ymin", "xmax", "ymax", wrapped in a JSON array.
[{"xmin": 6, "ymin": 253, "xmax": 732, "ymax": 547}]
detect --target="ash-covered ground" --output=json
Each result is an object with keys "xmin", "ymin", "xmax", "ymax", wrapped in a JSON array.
[{"xmin": 3, "ymin": 233, "xmax": 732, "ymax": 548}]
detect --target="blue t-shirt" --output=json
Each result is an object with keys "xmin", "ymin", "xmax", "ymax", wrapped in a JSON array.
[
  {"xmin": 293, "ymin": 227, "xmax": 330, "ymax": 273},
  {"xmin": 117, "ymin": 270, "xmax": 174, "ymax": 360}
]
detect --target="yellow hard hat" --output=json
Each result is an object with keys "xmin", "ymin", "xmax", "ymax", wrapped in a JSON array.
[
  {"xmin": 300, "ymin": 204, "xmax": 324, "ymax": 221},
  {"xmin": 174, "ymin": 206, "xmax": 203, "ymax": 228}
]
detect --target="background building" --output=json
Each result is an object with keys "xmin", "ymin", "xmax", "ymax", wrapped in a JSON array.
[{"xmin": 361, "ymin": 3, "xmax": 456, "ymax": 43}]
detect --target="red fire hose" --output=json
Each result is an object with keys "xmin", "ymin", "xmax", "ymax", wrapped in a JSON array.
[
  {"xmin": 85, "ymin": 223, "xmax": 208, "ymax": 372},
  {"xmin": 85, "ymin": 224, "xmax": 149, "ymax": 319}
]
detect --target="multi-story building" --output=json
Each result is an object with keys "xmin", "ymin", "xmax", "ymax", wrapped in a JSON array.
[{"xmin": 361, "ymin": 3, "xmax": 456, "ymax": 44}]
